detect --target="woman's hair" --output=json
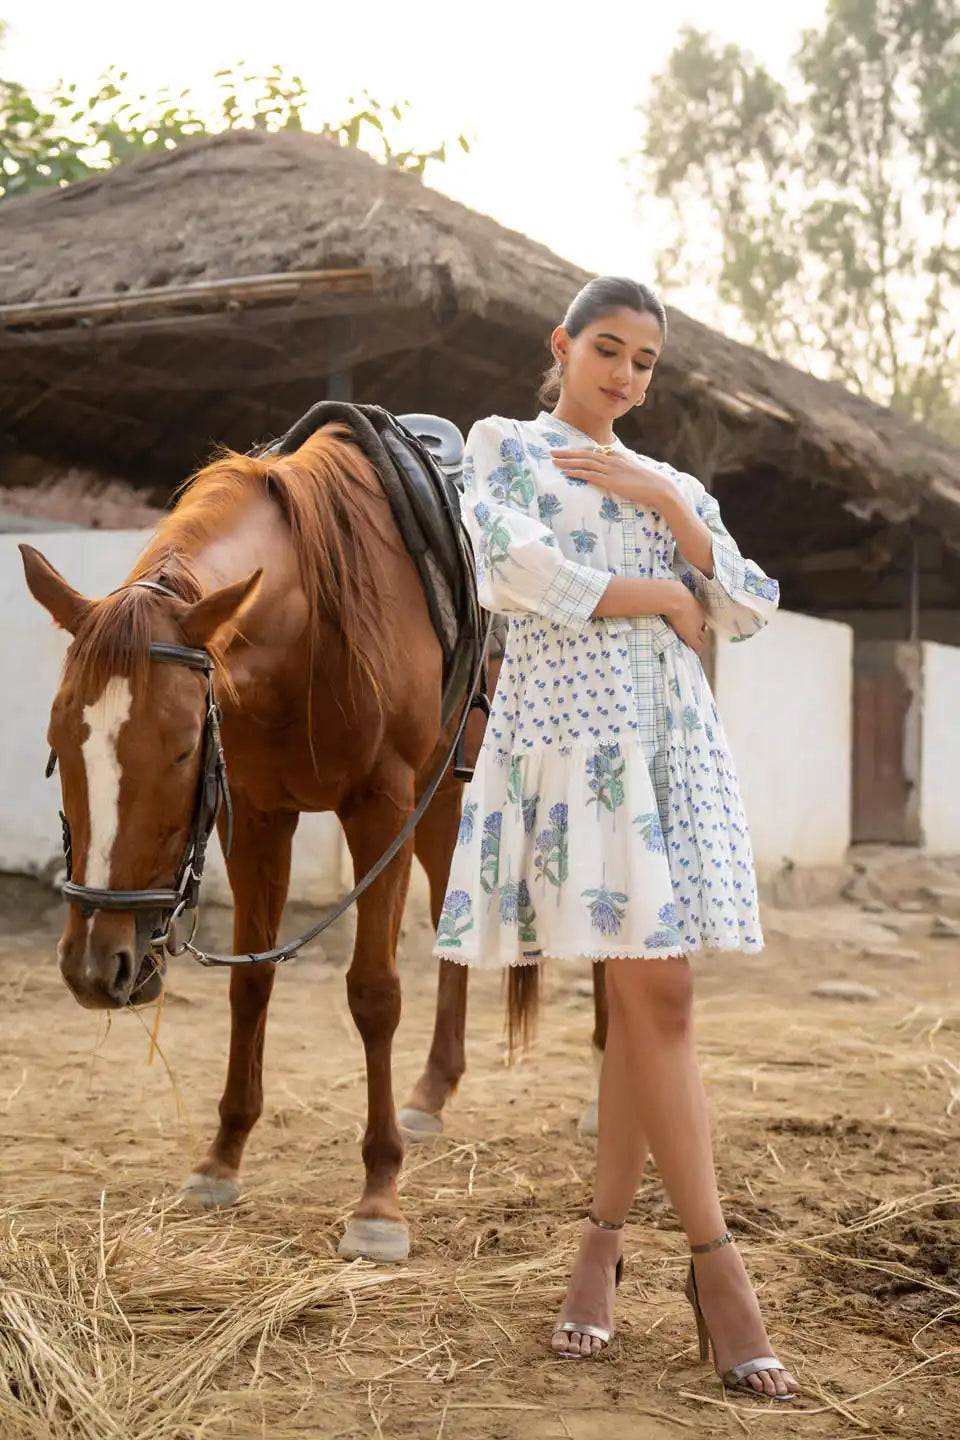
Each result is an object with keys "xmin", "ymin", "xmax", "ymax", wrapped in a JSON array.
[{"xmin": 538, "ymin": 276, "xmax": 667, "ymax": 406}]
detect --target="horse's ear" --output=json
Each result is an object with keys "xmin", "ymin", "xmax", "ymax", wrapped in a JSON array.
[
  {"xmin": 180, "ymin": 569, "xmax": 262, "ymax": 650},
  {"xmin": 19, "ymin": 544, "xmax": 92, "ymax": 636}
]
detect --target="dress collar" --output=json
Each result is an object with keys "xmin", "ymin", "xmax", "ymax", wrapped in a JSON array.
[{"xmin": 535, "ymin": 411, "xmax": 626, "ymax": 450}]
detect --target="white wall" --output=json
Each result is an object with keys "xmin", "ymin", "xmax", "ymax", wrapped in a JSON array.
[
  {"xmin": 714, "ymin": 610, "xmax": 853, "ymax": 870},
  {"xmin": 920, "ymin": 641, "xmax": 960, "ymax": 855},
  {"xmin": 0, "ymin": 531, "xmax": 349, "ymax": 905}
]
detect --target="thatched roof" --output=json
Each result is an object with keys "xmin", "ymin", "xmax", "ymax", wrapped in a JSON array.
[{"xmin": 1, "ymin": 128, "xmax": 959, "ymax": 615}]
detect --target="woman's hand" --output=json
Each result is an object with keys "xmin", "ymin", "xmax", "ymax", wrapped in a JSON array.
[
  {"xmin": 664, "ymin": 582, "xmax": 709, "ymax": 655},
  {"xmin": 551, "ymin": 448, "xmax": 672, "ymax": 509}
]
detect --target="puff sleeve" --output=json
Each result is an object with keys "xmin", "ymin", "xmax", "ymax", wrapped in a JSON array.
[{"xmin": 461, "ymin": 416, "xmax": 611, "ymax": 627}]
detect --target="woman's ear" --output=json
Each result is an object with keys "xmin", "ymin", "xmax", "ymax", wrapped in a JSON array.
[{"xmin": 551, "ymin": 325, "xmax": 570, "ymax": 367}]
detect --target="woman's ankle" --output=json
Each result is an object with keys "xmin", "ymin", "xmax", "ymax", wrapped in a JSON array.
[{"xmin": 586, "ymin": 1209, "xmax": 626, "ymax": 1232}]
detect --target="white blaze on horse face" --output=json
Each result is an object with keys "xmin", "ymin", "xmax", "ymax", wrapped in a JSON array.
[{"xmin": 81, "ymin": 678, "xmax": 133, "ymax": 888}]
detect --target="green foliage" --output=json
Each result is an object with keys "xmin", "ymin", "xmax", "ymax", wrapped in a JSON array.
[
  {"xmin": 636, "ymin": 0, "xmax": 960, "ymax": 436},
  {"xmin": 0, "ymin": 29, "xmax": 469, "ymax": 201}
]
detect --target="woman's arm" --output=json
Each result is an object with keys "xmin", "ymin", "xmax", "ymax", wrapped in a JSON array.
[
  {"xmin": 654, "ymin": 486, "xmax": 714, "ymax": 577},
  {"xmin": 592, "ymin": 576, "xmax": 707, "ymax": 653},
  {"xmin": 552, "ymin": 446, "xmax": 778, "ymax": 641}
]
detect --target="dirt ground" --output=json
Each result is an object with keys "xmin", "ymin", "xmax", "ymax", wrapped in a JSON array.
[{"xmin": 1, "ymin": 852, "xmax": 958, "ymax": 1440}]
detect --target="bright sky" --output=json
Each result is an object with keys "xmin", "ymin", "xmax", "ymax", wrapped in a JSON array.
[{"xmin": 3, "ymin": 0, "xmax": 827, "ymax": 303}]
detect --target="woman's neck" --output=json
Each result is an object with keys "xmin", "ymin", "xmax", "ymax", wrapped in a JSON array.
[{"xmin": 550, "ymin": 397, "xmax": 615, "ymax": 446}]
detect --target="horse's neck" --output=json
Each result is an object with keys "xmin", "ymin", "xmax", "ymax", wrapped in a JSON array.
[{"xmin": 159, "ymin": 491, "xmax": 307, "ymax": 663}]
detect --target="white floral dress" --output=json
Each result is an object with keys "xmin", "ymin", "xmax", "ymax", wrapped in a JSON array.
[{"xmin": 434, "ymin": 412, "xmax": 780, "ymax": 967}]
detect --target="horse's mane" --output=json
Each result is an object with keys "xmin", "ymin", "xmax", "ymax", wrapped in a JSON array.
[{"xmin": 67, "ymin": 427, "xmax": 394, "ymax": 707}]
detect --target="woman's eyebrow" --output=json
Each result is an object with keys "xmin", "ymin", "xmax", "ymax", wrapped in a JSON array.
[{"xmin": 596, "ymin": 330, "xmax": 659, "ymax": 358}]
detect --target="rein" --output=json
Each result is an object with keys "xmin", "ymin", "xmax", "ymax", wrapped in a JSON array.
[{"xmin": 48, "ymin": 580, "xmax": 490, "ymax": 969}]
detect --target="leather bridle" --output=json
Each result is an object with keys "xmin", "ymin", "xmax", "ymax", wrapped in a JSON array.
[{"xmin": 47, "ymin": 581, "xmax": 232, "ymax": 958}]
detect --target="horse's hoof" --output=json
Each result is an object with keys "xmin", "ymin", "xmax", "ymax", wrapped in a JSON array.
[
  {"xmin": 577, "ymin": 1099, "xmax": 599, "ymax": 1137},
  {"xmin": 180, "ymin": 1172, "xmax": 241, "ymax": 1210},
  {"xmin": 398, "ymin": 1106, "xmax": 443, "ymax": 1142},
  {"xmin": 338, "ymin": 1217, "xmax": 410, "ymax": 1263}
]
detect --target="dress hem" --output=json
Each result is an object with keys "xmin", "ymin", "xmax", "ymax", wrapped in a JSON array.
[{"xmin": 434, "ymin": 939, "xmax": 764, "ymax": 967}]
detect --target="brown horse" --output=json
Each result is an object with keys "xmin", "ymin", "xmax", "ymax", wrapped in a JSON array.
[{"xmin": 21, "ymin": 425, "xmax": 609, "ymax": 1258}]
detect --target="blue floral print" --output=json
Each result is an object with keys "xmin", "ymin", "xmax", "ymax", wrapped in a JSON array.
[
  {"xmin": 634, "ymin": 811, "xmax": 666, "ymax": 853},
  {"xmin": 583, "ymin": 869, "xmax": 629, "ymax": 936},
  {"xmin": 538, "ymin": 493, "xmax": 563, "ymax": 525},
  {"xmin": 571, "ymin": 526, "xmax": 598, "ymax": 555},
  {"xmin": 436, "ymin": 890, "xmax": 473, "ymax": 948},
  {"xmin": 458, "ymin": 801, "xmax": 477, "ymax": 847},
  {"xmin": 586, "ymin": 743, "xmax": 626, "ymax": 817},
  {"xmin": 480, "ymin": 811, "xmax": 502, "ymax": 895}
]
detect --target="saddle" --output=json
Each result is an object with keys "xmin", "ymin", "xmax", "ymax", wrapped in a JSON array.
[{"xmin": 260, "ymin": 402, "xmax": 484, "ymax": 731}]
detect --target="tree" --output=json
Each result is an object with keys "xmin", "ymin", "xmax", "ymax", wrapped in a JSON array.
[
  {"xmin": 635, "ymin": 1, "xmax": 960, "ymax": 437},
  {"xmin": 0, "ymin": 28, "xmax": 468, "ymax": 201}
]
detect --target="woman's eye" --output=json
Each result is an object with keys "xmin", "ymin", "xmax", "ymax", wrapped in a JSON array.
[
  {"xmin": 596, "ymin": 346, "xmax": 616, "ymax": 358},
  {"xmin": 634, "ymin": 361, "xmax": 653, "ymax": 372}
]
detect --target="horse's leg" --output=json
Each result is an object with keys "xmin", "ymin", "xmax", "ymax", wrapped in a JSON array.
[
  {"xmin": 399, "ymin": 771, "xmax": 467, "ymax": 1141},
  {"xmin": 398, "ymin": 651, "xmax": 505, "ymax": 1142},
  {"xmin": 578, "ymin": 961, "xmax": 609, "ymax": 1138},
  {"xmin": 181, "ymin": 802, "xmax": 298, "ymax": 1208},
  {"xmin": 338, "ymin": 767, "xmax": 416, "ymax": 1262}
]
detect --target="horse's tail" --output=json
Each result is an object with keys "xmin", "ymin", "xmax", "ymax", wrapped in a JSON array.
[{"xmin": 506, "ymin": 962, "xmax": 541, "ymax": 1056}]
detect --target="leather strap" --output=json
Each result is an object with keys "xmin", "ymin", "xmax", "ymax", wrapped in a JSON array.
[
  {"xmin": 724, "ymin": 1357, "xmax": 787, "ymax": 1382},
  {"xmin": 587, "ymin": 1212, "xmax": 624, "ymax": 1231},
  {"xmin": 690, "ymin": 1231, "xmax": 734, "ymax": 1254},
  {"xmin": 63, "ymin": 881, "xmax": 180, "ymax": 915},
  {"xmin": 553, "ymin": 1322, "xmax": 612, "ymax": 1344}
]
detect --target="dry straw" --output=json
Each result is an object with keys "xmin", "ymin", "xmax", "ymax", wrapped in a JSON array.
[{"xmin": 2, "ymin": 886, "xmax": 960, "ymax": 1437}]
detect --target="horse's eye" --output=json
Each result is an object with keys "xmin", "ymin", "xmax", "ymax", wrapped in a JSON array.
[{"xmin": 174, "ymin": 749, "xmax": 193, "ymax": 766}]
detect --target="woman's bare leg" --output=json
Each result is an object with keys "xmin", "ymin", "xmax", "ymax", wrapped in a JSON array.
[
  {"xmin": 591, "ymin": 957, "xmax": 797, "ymax": 1395},
  {"xmin": 551, "ymin": 972, "xmax": 649, "ymax": 1356},
  {"xmin": 553, "ymin": 956, "xmax": 797, "ymax": 1392}
]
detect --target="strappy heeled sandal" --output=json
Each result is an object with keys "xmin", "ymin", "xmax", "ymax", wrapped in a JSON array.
[
  {"xmin": 552, "ymin": 1212, "xmax": 625, "ymax": 1359},
  {"xmin": 685, "ymin": 1231, "xmax": 798, "ymax": 1400}
]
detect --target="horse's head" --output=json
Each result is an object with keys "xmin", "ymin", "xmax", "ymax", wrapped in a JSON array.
[{"xmin": 20, "ymin": 545, "xmax": 260, "ymax": 1009}]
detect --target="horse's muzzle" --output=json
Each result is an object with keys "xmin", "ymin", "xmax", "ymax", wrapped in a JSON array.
[{"xmin": 58, "ymin": 915, "xmax": 166, "ymax": 1009}]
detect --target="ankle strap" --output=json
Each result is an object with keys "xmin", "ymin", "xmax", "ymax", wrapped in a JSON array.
[
  {"xmin": 587, "ymin": 1211, "xmax": 625, "ymax": 1231},
  {"xmin": 690, "ymin": 1230, "xmax": 734, "ymax": 1254}
]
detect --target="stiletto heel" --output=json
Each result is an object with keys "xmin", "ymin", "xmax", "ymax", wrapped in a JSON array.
[
  {"xmin": 685, "ymin": 1231, "xmax": 798, "ymax": 1400},
  {"xmin": 552, "ymin": 1212, "xmax": 625, "ymax": 1359},
  {"xmin": 684, "ymin": 1262, "xmax": 711, "ymax": 1362}
]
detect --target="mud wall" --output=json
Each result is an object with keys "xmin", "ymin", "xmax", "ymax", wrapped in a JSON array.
[
  {"xmin": 920, "ymin": 642, "xmax": 960, "ymax": 854},
  {"xmin": 714, "ymin": 610, "xmax": 854, "ymax": 871}
]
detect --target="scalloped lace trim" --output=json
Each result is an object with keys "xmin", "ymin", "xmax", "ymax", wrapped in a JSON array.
[{"xmin": 434, "ymin": 940, "xmax": 763, "ymax": 967}]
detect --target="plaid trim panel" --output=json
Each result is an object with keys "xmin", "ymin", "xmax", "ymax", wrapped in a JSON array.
[
  {"xmin": 694, "ymin": 535, "xmax": 747, "ymax": 623},
  {"xmin": 537, "ymin": 558, "xmax": 611, "ymax": 627},
  {"xmin": 618, "ymin": 500, "xmax": 671, "ymax": 805}
]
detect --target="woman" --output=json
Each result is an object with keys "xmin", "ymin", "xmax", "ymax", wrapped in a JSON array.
[{"xmin": 435, "ymin": 277, "xmax": 798, "ymax": 1400}]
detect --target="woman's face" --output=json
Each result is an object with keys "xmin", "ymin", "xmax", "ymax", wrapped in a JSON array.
[{"xmin": 553, "ymin": 306, "xmax": 663, "ymax": 419}]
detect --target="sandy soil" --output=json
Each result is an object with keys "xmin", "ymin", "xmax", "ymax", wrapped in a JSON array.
[{"xmin": 1, "ymin": 857, "xmax": 958, "ymax": 1439}]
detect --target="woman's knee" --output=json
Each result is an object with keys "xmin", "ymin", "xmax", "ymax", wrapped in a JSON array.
[{"xmin": 607, "ymin": 956, "xmax": 694, "ymax": 1034}]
